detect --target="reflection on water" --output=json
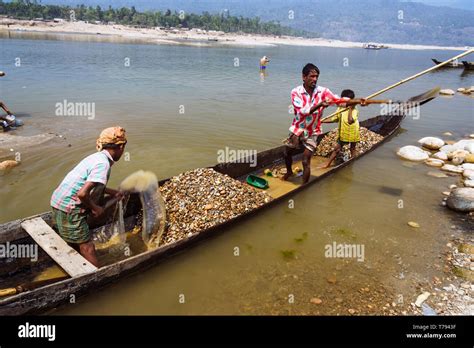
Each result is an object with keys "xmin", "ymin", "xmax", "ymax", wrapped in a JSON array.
[{"xmin": 0, "ymin": 34, "xmax": 473, "ymax": 314}]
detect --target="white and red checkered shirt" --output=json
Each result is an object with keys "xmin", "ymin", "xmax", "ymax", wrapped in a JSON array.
[
  {"xmin": 289, "ymin": 85, "xmax": 338, "ymax": 138},
  {"xmin": 51, "ymin": 151, "xmax": 113, "ymax": 213}
]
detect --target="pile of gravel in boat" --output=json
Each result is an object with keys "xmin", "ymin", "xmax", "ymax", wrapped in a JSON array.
[
  {"xmin": 315, "ymin": 127, "xmax": 384, "ymax": 157},
  {"xmin": 158, "ymin": 168, "xmax": 273, "ymax": 244}
]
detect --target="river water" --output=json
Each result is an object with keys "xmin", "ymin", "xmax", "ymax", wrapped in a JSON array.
[{"xmin": 0, "ymin": 32, "xmax": 473, "ymax": 314}]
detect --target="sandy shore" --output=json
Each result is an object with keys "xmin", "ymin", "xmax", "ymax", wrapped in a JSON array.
[{"xmin": 0, "ymin": 18, "xmax": 468, "ymax": 51}]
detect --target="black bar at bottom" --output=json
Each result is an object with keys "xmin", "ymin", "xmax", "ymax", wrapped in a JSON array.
[{"xmin": 0, "ymin": 316, "xmax": 471, "ymax": 346}]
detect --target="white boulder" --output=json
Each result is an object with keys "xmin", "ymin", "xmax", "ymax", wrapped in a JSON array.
[
  {"xmin": 463, "ymin": 169, "xmax": 474, "ymax": 180},
  {"xmin": 418, "ymin": 137, "xmax": 444, "ymax": 150},
  {"xmin": 464, "ymin": 180, "xmax": 474, "ymax": 188},
  {"xmin": 432, "ymin": 151, "xmax": 448, "ymax": 161},
  {"xmin": 453, "ymin": 139, "xmax": 474, "ymax": 150},
  {"xmin": 465, "ymin": 143, "xmax": 474, "ymax": 154},
  {"xmin": 462, "ymin": 163, "xmax": 474, "ymax": 170},
  {"xmin": 397, "ymin": 146, "xmax": 430, "ymax": 162},
  {"xmin": 447, "ymin": 188, "xmax": 474, "ymax": 212}
]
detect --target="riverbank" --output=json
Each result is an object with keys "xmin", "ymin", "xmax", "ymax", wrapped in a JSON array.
[{"xmin": 0, "ymin": 18, "xmax": 468, "ymax": 51}]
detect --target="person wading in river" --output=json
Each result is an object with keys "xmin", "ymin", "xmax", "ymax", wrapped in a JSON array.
[
  {"xmin": 50, "ymin": 126, "xmax": 127, "ymax": 267},
  {"xmin": 0, "ymin": 70, "xmax": 23, "ymax": 130},
  {"xmin": 283, "ymin": 63, "xmax": 338, "ymax": 184}
]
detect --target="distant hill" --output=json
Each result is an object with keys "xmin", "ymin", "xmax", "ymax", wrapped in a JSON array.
[
  {"xmin": 24, "ymin": 0, "xmax": 474, "ymax": 46},
  {"xmin": 409, "ymin": 0, "xmax": 474, "ymax": 11}
]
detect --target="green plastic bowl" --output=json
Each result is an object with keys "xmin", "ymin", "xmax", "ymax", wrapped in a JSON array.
[{"xmin": 246, "ymin": 174, "xmax": 269, "ymax": 189}]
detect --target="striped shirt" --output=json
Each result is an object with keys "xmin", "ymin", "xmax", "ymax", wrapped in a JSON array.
[
  {"xmin": 290, "ymin": 85, "xmax": 338, "ymax": 138},
  {"xmin": 51, "ymin": 151, "xmax": 113, "ymax": 213},
  {"xmin": 328, "ymin": 106, "xmax": 360, "ymax": 143}
]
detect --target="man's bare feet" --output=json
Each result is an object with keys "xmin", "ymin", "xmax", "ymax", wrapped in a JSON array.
[{"xmin": 281, "ymin": 172, "xmax": 293, "ymax": 181}]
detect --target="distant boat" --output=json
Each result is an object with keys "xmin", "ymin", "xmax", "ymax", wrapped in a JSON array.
[
  {"xmin": 431, "ymin": 58, "xmax": 463, "ymax": 68},
  {"xmin": 363, "ymin": 43, "xmax": 388, "ymax": 50},
  {"xmin": 462, "ymin": 61, "xmax": 474, "ymax": 70},
  {"xmin": 207, "ymin": 37, "xmax": 218, "ymax": 42}
]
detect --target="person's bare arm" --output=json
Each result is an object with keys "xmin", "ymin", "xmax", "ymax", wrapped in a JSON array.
[
  {"xmin": 310, "ymin": 100, "xmax": 331, "ymax": 114},
  {"xmin": 77, "ymin": 182, "xmax": 104, "ymax": 218},
  {"xmin": 0, "ymin": 101, "xmax": 12, "ymax": 115},
  {"xmin": 105, "ymin": 187, "xmax": 125, "ymax": 200}
]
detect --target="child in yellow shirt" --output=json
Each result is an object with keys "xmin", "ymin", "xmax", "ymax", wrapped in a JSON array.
[{"xmin": 321, "ymin": 89, "xmax": 360, "ymax": 168}]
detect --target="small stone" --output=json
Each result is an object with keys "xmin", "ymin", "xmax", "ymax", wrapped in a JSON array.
[
  {"xmin": 0, "ymin": 160, "xmax": 20, "ymax": 171},
  {"xmin": 441, "ymin": 164, "xmax": 464, "ymax": 174},
  {"xmin": 427, "ymin": 171, "xmax": 448, "ymax": 178},
  {"xmin": 443, "ymin": 132, "xmax": 453, "ymax": 136},
  {"xmin": 310, "ymin": 298, "xmax": 322, "ymax": 305},
  {"xmin": 442, "ymin": 191, "xmax": 451, "ymax": 196},
  {"xmin": 415, "ymin": 292, "xmax": 430, "ymax": 307},
  {"xmin": 408, "ymin": 221, "xmax": 420, "ymax": 228},
  {"xmin": 327, "ymin": 274, "xmax": 337, "ymax": 284},
  {"xmin": 449, "ymin": 184, "xmax": 457, "ymax": 189},
  {"xmin": 440, "ymin": 89, "xmax": 455, "ymax": 96},
  {"xmin": 425, "ymin": 158, "xmax": 444, "ymax": 167},
  {"xmin": 348, "ymin": 308, "xmax": 356, "ymax": 314}
]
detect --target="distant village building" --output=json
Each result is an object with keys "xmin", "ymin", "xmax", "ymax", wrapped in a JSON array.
[{"xmin": 53, "ymin": 18, "xmax": 65, "ymax": 23}]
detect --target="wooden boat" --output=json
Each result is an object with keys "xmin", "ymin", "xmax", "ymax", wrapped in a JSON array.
[
  {"xmin": 0, "ymin": 89, "xmax": 438, "ymax": 315},
  {"xmin": 462, "ymin": 61, "xmax": 474, "ymax": 70},
  {"xmin": 431, "ymin": 58, "xmax": 463, "ymax": 68}
]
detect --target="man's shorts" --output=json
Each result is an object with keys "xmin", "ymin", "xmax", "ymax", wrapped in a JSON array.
[
  {"xmin": 51, "ymin": 207, "xmax": 90, "ymax": 244},
  {"xmin": 338, "ymin": 139, "xmax": 358, "ymax": 147},
  {"xmin": 285, "ymin": 133, "xmax": 320, "ymax": 153}
]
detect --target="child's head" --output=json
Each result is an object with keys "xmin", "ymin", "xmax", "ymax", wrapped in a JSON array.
[{"xmin": 341, "ymin": 89, "xmax": 355, "ymax": 99}]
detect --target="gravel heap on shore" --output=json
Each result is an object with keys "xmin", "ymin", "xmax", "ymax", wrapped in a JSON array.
[{"xmin": 159, "ymin": 168, "xmax": 272, "ymax": 244}]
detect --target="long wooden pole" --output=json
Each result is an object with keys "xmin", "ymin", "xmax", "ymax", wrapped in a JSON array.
[{"xmin": 320, "ymin": 49, "xmax": 474, "ymax": 122}]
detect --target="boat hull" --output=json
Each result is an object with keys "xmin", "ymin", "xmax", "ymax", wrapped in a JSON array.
[{"xmin": 0, "ymin": 92, "xmax": 436, "ymax": 315}]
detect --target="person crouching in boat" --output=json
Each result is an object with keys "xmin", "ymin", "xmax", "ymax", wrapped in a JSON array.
[
  {"xmin": 283, "ymin": 63, "xmax": 337, "ymax": 184},
  {"xmin": 50, "ymin": 126, "xmax": 127, "ymax": 267},
  {"xmin": 320, "ymin": 89, "xmax": 362, "ymax": 168}
]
